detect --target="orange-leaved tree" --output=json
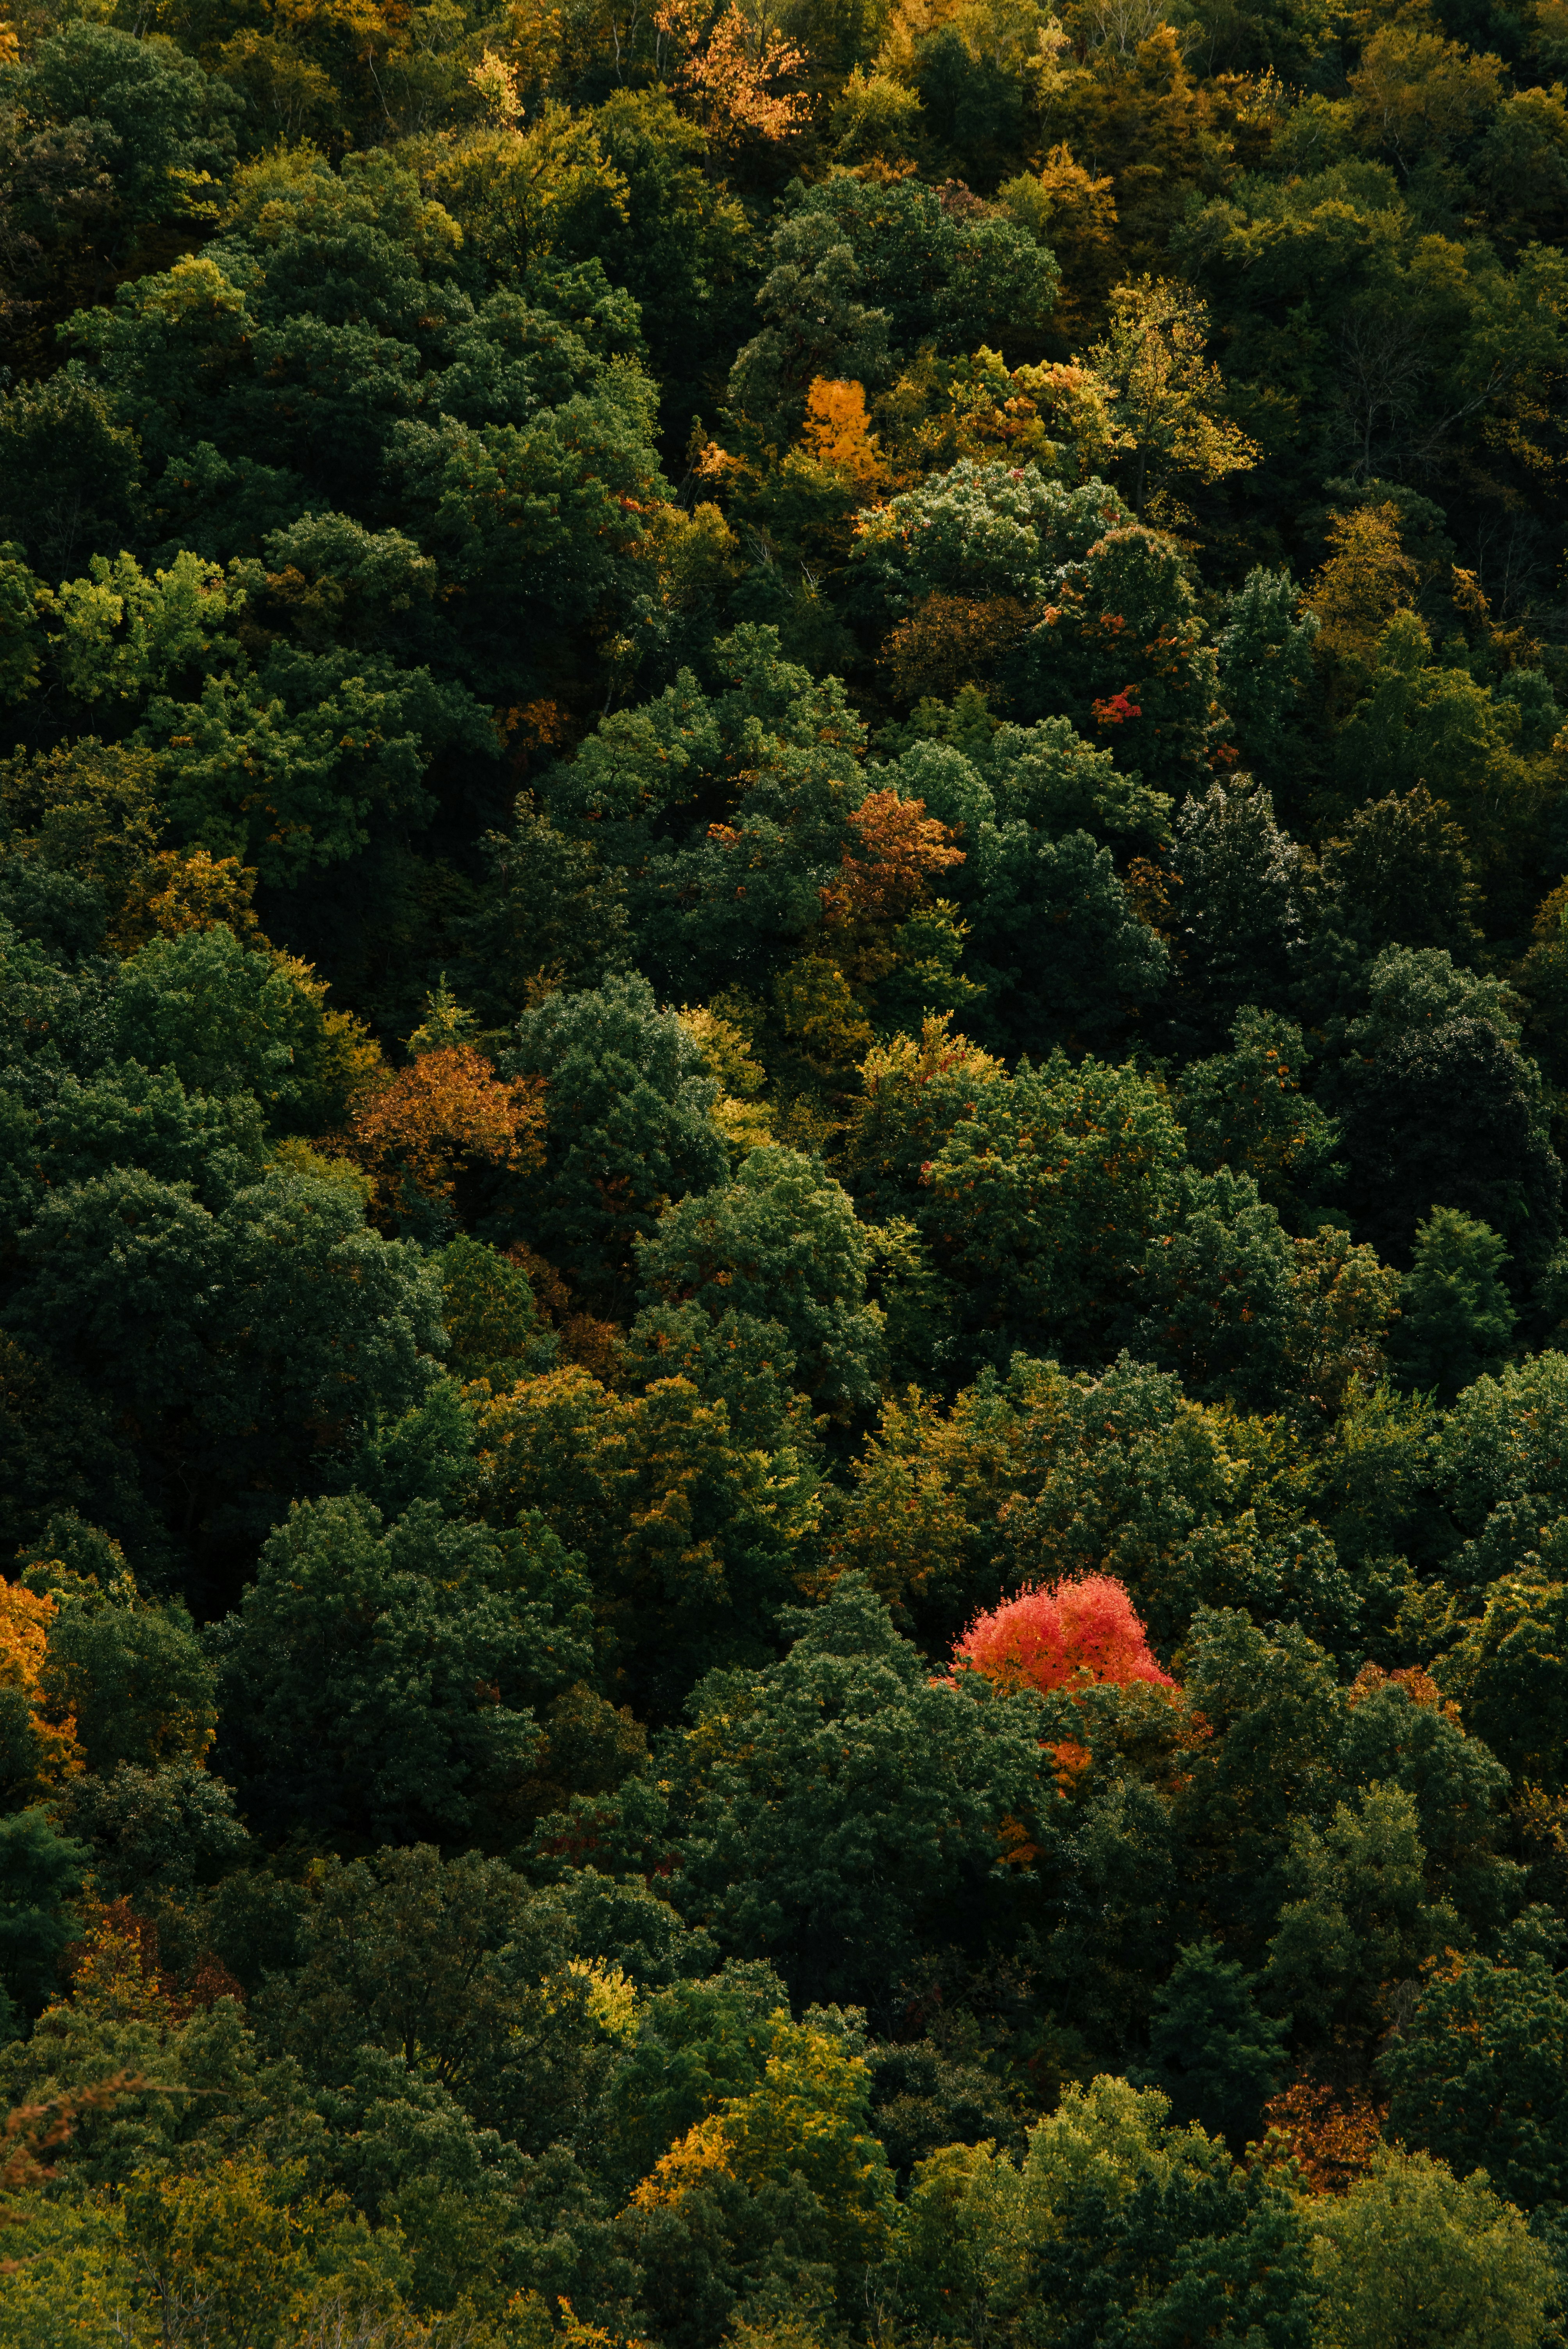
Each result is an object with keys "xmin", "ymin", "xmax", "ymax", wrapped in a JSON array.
[
  {"xmin": 800, "ymin": 377, "xmax": 889, "ymax": 492},
  {"xmin": 954, "ymin": 1572, "xmax": 1175, "ymax": 1696},
  {"xmin": 0, "ymin": 1582, "xmax": 82, "ymax": 1792},
  {"xmin": 822, "ymin": 789, "xmax": 966, "ymax": 930},
  {"xmin": 655, "ymin": 0, "xmax": 809, "ymax": 146},
  {"xmin": 345, "ymin": 1048, "xmax": 546, "ymax": 1226}
]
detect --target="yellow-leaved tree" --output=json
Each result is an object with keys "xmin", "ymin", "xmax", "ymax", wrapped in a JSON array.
[{"xmin": 1085, "ymin": 275, "xmax": 1259, "ymax": 520}]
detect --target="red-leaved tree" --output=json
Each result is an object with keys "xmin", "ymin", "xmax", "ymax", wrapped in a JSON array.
[{"xmin": 954, "ymin": 1573, "xmax": 1175, "ymax": 1697}]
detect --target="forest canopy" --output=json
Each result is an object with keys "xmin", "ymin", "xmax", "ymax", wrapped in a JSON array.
[{"xmin": 4, "ymin": 0, "xmax": 1568, "ymax": 2340}]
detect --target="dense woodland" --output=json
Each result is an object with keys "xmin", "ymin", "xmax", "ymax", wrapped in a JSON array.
[{"xmin": 7, "ymin": 0, "xmax": 1568, "ymax": 2338}]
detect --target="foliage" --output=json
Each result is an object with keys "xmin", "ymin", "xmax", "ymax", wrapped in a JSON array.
[
  {"xmin": 9, "ymin": 7, "xmax": 1568, "ymax": 2341},
  {"xmin": 955, "ymin": 1573, "xmax": 1175, "ymax": 1696}
]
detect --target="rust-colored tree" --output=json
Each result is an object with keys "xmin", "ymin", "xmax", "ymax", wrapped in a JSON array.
[{"xmin": 344, "ymin": 1047, "xmax": 546, "ymax": 1226}]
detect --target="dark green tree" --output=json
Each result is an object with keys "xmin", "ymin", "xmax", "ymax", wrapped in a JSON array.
[
  {"xmin": 257, "ymin": 1843, "xmax": 600, "ymax": 2151},
  {"xmin": 0, "ymin": 1805, "xmax": 86, "ymax": 2031},
  {"xmin": 214, "ymin": 1494, "xmax": 594, "ymax": 1848},
  {"xmin": 635, "ymin": 1146, "xmax": 883, "ymax": 1415},
  {"xmin": 1392, "ymin": 1207, "xmax": 1516, "ymax": 1398},
  {"xmin": 669, "ymin": 1577, "xmax": 1047, "ymax": 2008},
  {"xmin": 506, "ymin": 971, "xmax": 726, "ymax": 1315}
]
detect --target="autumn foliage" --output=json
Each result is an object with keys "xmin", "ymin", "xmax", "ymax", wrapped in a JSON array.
[
  {"xmin": 1255, "ymin": 2078, "xmax": 1387, "ymax": 2193},
  {"xmin": 801, "ymin": 378, "xmax": 888, "ymax": 490},
  {"xmin": 344, "ymin": 1046, "xmax": 546, "ymax": 1223},
  {"xmin": 954, "ymin": 1573, "xmax": 1176, "ymax": 1697},
  {"xmin": 0, "ymin": 1581, "xmax": 82, "ymax": 1787},
  {"xmin": 823, "ymin": 790, "xmax": 965, "ymax": 929}
]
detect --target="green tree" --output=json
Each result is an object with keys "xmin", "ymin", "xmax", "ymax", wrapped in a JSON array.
[
  {"xmin": 891, "ymin": 2075, "xmax": 1315, "ymax": 2348},
  {"xmin": 1392, "ymin": 1207, "xmax": 1515, "ymax": 1399},
  {"xmin": 0, "ymin": 1805, "xmax": 85, "ymax": 2031},
  {"xmin": 915, "ymin": 1052, "xmax": 1186, "ymax": 1371},
  {"xmin": 1265, "ymin": 1783, "xmax": 1452, "ymax": 2046},
  {"xmin": 1320, "ymin": 787, "xmax": 1483, "ymax": 960},
  {"xmin": 853, "ymin": 460, "xmax": 1127, "ymax": 611},
  {"xmin": 598, "ymin": 1960, "xmax": 789, "ymax": 2191},
  {"xmin": 1171, "ymin": 779, "xmax": 1312, "ymax": 1044},
  {"xmin": 53, "ymin": 1759, "xmax": 248, "ymax": 1905},
  {"xmin": 1137, "ymin": 1939, "xmax": 1289, "ymax": 2153},
  {"xmin": 22, "ymin": 1061, "xmax": 267, "ymax": 1212},
  {"xmin": 669, "ymin": 1577, "xmax": 1048, "ymax": 2007},
  {"xmin": 461, "ymin": 809, "xmax": 632, "ymax": 1023},
  {"xmin": 470, "ymin": 1363, "xmax": 819, "ymax": 1719},
  {"xmin": 214, "ymin": 1493, "xmax": 593, "ymax": 1848},
  {"xmin": 4, "ymin": 1166, "xmax": 444, "ymax": 1578},
  {"xmin": 964, "ymin": 821, "xmax": 1170, "ymax": 1058},
  {"xmin": 506, "ymin": 972, "xmax": 727, "ymax": 1315},
  {"xmin": 39, "ymin": 1583, "xmax": 217, "ymax": 1777},
  {"xmin": 635, "ymin": 1146, "xmax": 883, "ymax": 1415},
  {"xmin": 256, "ymin": 1843, "xmax": 599, "ymax": 2151},
  {"xmin": 1436, "ymin": 1570, "xmax": 1568, "ymax": 1793},
  {"xmin": 1177, "ymin": 1009, "xmax": 1342, "ymax": 1226},
  {"xmin": 1332, "ymin": 947, "xmax": 1561, "ymax": 1288},
  {"xmin": 1379, "ymin": 1933, "xmax": 1568, "ymax": 2215},
  {"xmin": 436, "ymin": 1235, "xmax": 558, "ymax": 1390},
  {"xmin": 1214, "ymin": 567, "xmax": 1320, "ymax": 781},
  {"xmin": 0, "ymin": 24, "xmax": 238, "ymax": 378},
  {"xmin": 1308, "ymin": 2146, "xmax": 1554, "ymax": 2349}
]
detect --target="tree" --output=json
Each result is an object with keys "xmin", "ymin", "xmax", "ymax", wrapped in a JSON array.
[
  {"xmin": 633, "ymin": 2018, "xmax": 896, "ymax": 2284},
  {"xmin": 0, "ymin": 1578, "xmax": 82, "ymax": 1804},
  {"xmin": 213, "ymin": 1494, "xmax": 594, "ymax": 1847},
  {"xmin": 3, "ymin": 1165, "xmax": 445, "ymax": 1583},
  {"xmin": 964, "ymin": 821, "xmax": 1170, "ymax": 1057},
  {"xmin": 436, "ymin": 1236, "xmax": 558, "ymax": 1389},
  {"xmin": 38, "ymin": 1580, "xmax": 217, "ymax": 1779},
  {"xmin": 1085, "ymin": 274, "xmax": 1260, "ymax": 520},
  {"xmin": 919, "ymin": 1054, "xmax": 1184, "ymax": 1365},
  {"xmin": 1320, "ymin": 788, "xmax": 1482, "ymax": 961},
  {"xmin": 853, "ymin": 460, "xmax": 1128, "ymax": 611},
  {"xmin": 1332, "ymin": 946, "xmax": 1561, "ymax": 1288},
  {"xmin": 1308, "ymin": 2146, "xmax": 1553, "ymax": 2349},
  {"xmin": 955, "ymin": 1574, "xmax": 1175, "ymax": 1697},
  {"xmin": 344, "ymin": 1044, "xmax": 545, "ymax": 1237},
  {"xmin": 256, "ymin": 1843, "xmax": 597, "ymax": 2151},
  {"xmin": 1391, "ymin": 1208, "xmax": 1515, "ymax": 1399},
  {"xmin": 1213, "ymin": 567, "xmax": 1320, "ymax": 783},
  {"xmin": 1308, "ymin": 505, "xmax": 1419, "ymax": 682},
  {"xmin": 1436, "ymin": 1572, "xmax": 1568, "ymax": 1794},
  {"xmin": 0, "ymin": 1807, "xmax": 85, "ymax": 2030},
  {"xmin": 1137, "ymin": 1939, "xmax": 1289, "ymax": 2153},
  {"xmin": 599, "ymin": 1962, "xmax": 789, "ymax": 2192},
  {"xmin": 110, "ymin": 923, "xmax": 375, "ymax": 1135},
  {"xmin": 654, "ymin": 0, "xmax": 810, "ymax": 151},
  {"xmin": 506, "ymin": 972, "xmax": 729, "ymax": 1317},
  {"xmin": 119, "ymin": 2156, "xmax": 410, "ymax": 2349},
  {"xmin": 1177, "ymin": 1009, "xmax": 1342, "ymax": 1226},
  {"xmin": 1265, "ymin": 1784, "xmax": 1448, "ymax": 2046},
  {"xmin": 1379, "ymin": 1937, "xmax": 1568, "ymax": 2214},
  {"xmin": 53, "ymin": 1760, "xmax": 248, "ymax": 1905},
  {"xmin": 669, "ymin": 1577, "xmax": 1048, "ymax": 2007},
  {"xmin": 892, "ymin": 2075, "xmax": 1316, "ymax": 2348},
  {"xmin": 0, "ymin": 25, "xmax": 237, "ymax": 379},
  {"xmin": 1332, "ymin": 615, "xmax": 1539, "ymax": 901},
  {"xmin": 462, "ymin": 809, "xmax": 632, "ymax": 1022},
  {"xmin": 844, "ymin": 1012, "xmax": 1008, "ymax": 1224},
  {"xmin": 727, "ymin": 209, "xmax": 891, "ymax": 446},
  {"xmin": 635, "ymin": 1146, "xmax": 883, "ymax": 1415},
  {"xmin": 1171, "ymin": 779, "xmax": 1312, "ymax": 1044},
  {"xmin": 1137, "ymin": 1162, "xmax": 1300, "ymax": 1411},
  {"xmin": 469, "ymin": 1363, "xmax": 819, "ymax": 1718}
]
